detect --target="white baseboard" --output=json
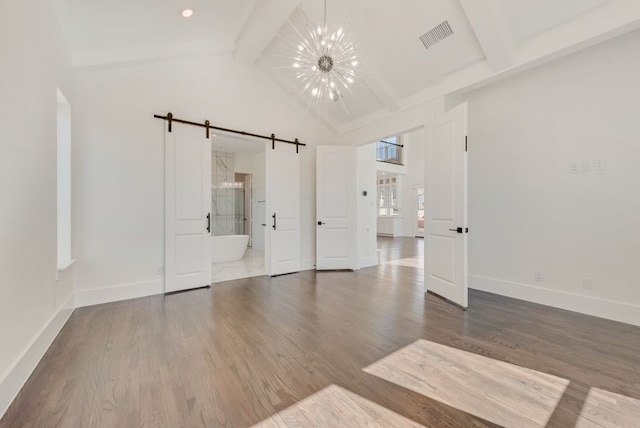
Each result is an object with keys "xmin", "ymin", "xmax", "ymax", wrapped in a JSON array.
[
  {"xmin": 470, "ymin": 274, "xmax": 640, "ymax": 327},
  {"xmin": 75, "ymin": 279, "xmax": 164, "ymax": 308},
  {"xmin": 0, "ymin": 293, "xmax": 74, "ymax": 418},
  {"xmin": 358, "ymin": 256, "xmax": 379, "ymax": 269}
]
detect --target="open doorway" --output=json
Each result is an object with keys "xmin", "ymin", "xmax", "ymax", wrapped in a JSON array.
[
  {"xmin": 372, "ymin": 131, "xmax": 425, "ymax": 268},
  {"xmin": 352, "ymin": 104, "xmax": 468, "ymax": 308},
  {"xmin": 210, "ymin": 136, "xmax": 266, "ymax": 283},
  {"xmin": 163, "ymin": 116, "xmax": 303, "ymax": 292}
]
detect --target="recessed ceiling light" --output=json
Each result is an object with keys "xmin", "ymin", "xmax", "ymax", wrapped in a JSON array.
[{"xmin": 181, "ymin": 9, "xmax": 194, "ymax": 18}]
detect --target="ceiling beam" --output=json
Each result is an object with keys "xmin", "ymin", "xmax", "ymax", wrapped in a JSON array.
[
  {"xmin": 234, "ymin": 0, "xmax": 300, "ymax": 66},
  {"xmin": 458, "ymin": 0, "xmax": 515, "ymax": 71}
]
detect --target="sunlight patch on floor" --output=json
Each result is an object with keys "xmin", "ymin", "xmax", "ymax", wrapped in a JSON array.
[
  {"xmin": 364, "ymin": 340, "xmax": 569, "ymax": 427},
  {"xmin": 252, "ymin": 385, "xmax": 424, "ymax": 427},
  {"xmin": 576, "ymin": 387, "xmax": 640, "ymax": 427}
]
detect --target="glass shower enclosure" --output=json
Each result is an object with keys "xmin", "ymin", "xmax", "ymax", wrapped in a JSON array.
[{"xmin": 211, "ymin": 183, "xmax": 244, "ymax": 236}]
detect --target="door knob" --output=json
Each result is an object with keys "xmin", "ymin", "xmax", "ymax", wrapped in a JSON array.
[{"xmin": 317, "ymin": 221, "xmax": 326, "ymax": 225}]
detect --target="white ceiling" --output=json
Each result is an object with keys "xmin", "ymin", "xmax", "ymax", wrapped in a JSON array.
[
  {"xmin": 51, "ymin": 0, "xmax": 640, "ymax": 131},
  {"xmin": 52, "ymin": 0, "xmax": 257, "ymax": 53},
  {"xmin": 498, "ymin": 0, "xmax": 613, "ymax": 42}
]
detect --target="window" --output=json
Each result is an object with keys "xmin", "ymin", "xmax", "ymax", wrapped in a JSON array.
[
  {"xmin": 376, "ymin": 136, "xmax": 403, "ymax": 165},
  {"xmin": 377, "ymin": 176, "xmax": 398, "ymax": 216},
  {"xmin": 57, "ymin": 89, "xmax": 73, "ymax": 272}
]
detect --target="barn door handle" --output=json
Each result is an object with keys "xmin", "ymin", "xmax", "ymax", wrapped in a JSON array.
[
  {"xmin": 272, "ymin": 213, "xmax": 277, "ymax": 230},
  {"xmin": 449, "ymin": 227, "xmax": 468, "ymax": 233},
  {"xmin": 207, "ymin": 213, "xmax": 211, "ymax": 233}
]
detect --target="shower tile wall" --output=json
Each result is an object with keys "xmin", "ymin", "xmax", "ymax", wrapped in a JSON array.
[{"xmin": 211, "ymin": 151, "xmax": 243, "ymax": 236}]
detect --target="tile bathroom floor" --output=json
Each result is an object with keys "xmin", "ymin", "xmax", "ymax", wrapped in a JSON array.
[{"xmin": 212, "ymin": 246, "xmax": 265, "ymax": 283}]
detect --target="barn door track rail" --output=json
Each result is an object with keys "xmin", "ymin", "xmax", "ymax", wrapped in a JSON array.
[{"xmin": 154, "ymin": 112, "xmax": 305, "ymax": 153}]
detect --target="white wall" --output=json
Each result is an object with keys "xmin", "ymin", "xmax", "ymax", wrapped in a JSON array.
[
  {"xmin": 72, "ymin": 54, "xmax": 333, "ymax": 305},
  {"xmin": 233, "ymin": 151, "xmax": 255, "ymax": 174},
  {"xmin": 465, "ymin": 29, "xmax": 640, "ymax": 326},
  {"xmin": 0, "ymin": 0, "xmax": 74, "ymax": 416}
]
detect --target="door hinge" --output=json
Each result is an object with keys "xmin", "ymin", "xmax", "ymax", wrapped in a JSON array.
[{"xmin": 465, "ymin": 135, "xmax": 468, "ymax": 152}]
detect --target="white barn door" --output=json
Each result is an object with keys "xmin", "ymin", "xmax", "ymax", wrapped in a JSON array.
[
  {"xmin": 316, "ymin": 145, "xmax": 357, "ymax": 270},
  {"xmin": 266, "ymin": 143, "xmax": 301, "ymax": 276},
  {"xmin": 425, "ymin": 103, "xmax": 468, "ymax": 308},
  {"xmin": 165, "ymin": 128, "xmax": 212, "ymax": 293}
]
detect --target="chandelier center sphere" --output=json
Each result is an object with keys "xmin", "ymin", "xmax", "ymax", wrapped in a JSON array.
[{"xmin": 317, "ymin": 55, "xmax": 334, "ymax": 73}]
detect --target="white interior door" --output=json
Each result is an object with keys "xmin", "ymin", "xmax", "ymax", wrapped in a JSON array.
[
  {"xmin": 165, "ymin": 128, "xmax": 212, "ymax": 293},
  {"xmin": 316, "ymin": 145, "xmax": 357, "ymax": 270},
  {"xmin": 425, "ymin": 103, "xmax": 468, "ymax": 308},
  {"xmin": 266, "ymin": 143, "xmax": 301, "ymax": 276}
]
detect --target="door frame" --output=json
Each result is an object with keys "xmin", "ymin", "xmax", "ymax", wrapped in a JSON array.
[{"xmin": 353, "ymin": 106, "xmax": 469, "ymax": 309}]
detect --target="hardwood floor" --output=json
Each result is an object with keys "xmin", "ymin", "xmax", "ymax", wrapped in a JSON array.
[{"xmin": 2, "ymin": 238, "xmax": 639, "ymax": 427}]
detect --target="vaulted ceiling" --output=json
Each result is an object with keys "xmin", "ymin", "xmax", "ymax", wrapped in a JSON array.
[{"xmin": 52, "ymin": 0, "xmax": 640, "ymax": 133}]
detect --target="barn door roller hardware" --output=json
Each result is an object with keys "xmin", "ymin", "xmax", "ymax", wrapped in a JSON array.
[{"xmin": 154, "ymin": 112, "xmax": 305, "ymax": 152}]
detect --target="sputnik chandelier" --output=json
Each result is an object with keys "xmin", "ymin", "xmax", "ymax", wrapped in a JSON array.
[{"xmin": 289, "ymin": 0, "xmax": 359, "ymax": 112}]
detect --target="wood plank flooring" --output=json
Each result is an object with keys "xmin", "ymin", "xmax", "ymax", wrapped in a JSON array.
[{"xmin": 2, "ymin": 238, "xmax": 640, "ymax": 427}]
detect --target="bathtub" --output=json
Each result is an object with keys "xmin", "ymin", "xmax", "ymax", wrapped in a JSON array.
[{"xmin": 211, "ymin": 234, "xmax": 249, "ymax": 263}]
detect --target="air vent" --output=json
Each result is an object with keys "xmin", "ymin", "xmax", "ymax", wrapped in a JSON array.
[{"xmin": 419, "ymin": 21, "xmax": 453, "ymax": 50}]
